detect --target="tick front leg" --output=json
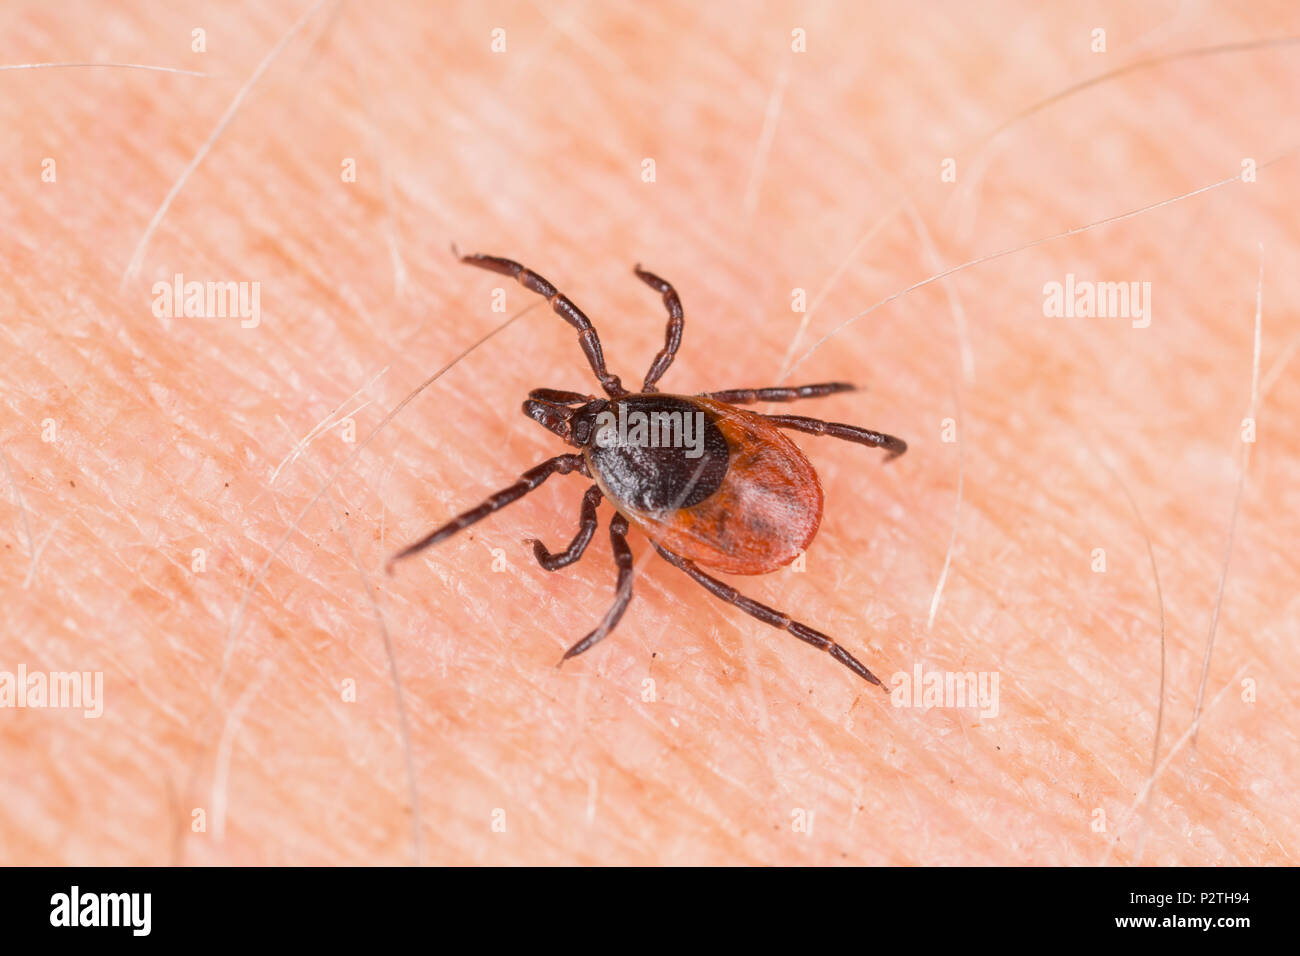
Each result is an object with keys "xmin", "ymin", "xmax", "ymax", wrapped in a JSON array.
[
  {"xmin": 635, "ymin": 265, "xmax": 685, "ymax": 392},
  {"xmin": 763, "ymin": 413, "xmax": 907, "ymax": 461},
  {"xmin": 386, "ymin": 454, "xmax": 588, "ymax": 570},
  {"xmin": 529, "ymin": 485, "xmax": 603, "ymax": 571},
  {"xmin": 700, "ymin": 382, "xmax": 855, "ymax": 404},
  {"xmin": 560, "ymin": 513, "xmax": 635, "ymax": 663},
  {"xmin": 528, "ymin": 387, "xmax": 593, "ymax": 405},
  {"xmin": 458, "ymin": 252, "xmax": 625, "ymax": 397},
  {"xmin": 652, "ymin": 544, "xmax": 889, "ymax": 689}
]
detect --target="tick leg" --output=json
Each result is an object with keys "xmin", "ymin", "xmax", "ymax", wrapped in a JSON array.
[
  {"xmin": 635, "ymin": 265, "xmax": 684, "ymax": 392},
  {"xmin": 652, "ymin": 544, "xmax": 888, "ymax": 689},
  {"xmin": 530, "ymin": 485, "xmax": 603, "ymax": 571},
  {"xmin": 763, "ymin": 413, "xmax": 907, "ymax": 461},
  {"xmin": 700, "ymin": 382, "xmax": 855, "ymax": 404},
  {"xmin": 459, "ymin": 252, "xmax": 625, "ymax": 397},
  {"xmin": 528, "ymin": 387, "xmax": 592, "ymax": 405},
  {"xmin": 387, "ymin": 454, "xmax": 588, "ymax": 570},
  {"xmin": 561, "ymin": 513, "xmax": 635, "ymax": 662}
]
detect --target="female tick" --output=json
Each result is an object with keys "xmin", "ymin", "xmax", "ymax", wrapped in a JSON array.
[{"xmin": 389, "ymin": 253, "xmax": 906, "ymax": 687}]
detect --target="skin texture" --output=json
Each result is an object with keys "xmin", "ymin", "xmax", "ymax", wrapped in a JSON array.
[{"xmin": 1, "ymin": 1, "xmax": 1297, "ymax": 866}]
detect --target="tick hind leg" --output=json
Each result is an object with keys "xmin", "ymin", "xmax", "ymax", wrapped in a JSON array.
[
  {"xmin": 530, "ymin": 485, "xmax": 603, "ymax": 571},
  {"xmin": 560, "ymin": 513, "xmax": 635, "ymax": 663},
  {"xmin": 764, "ymin": 413, "xmax": 907, "ymax": 461},
  {"xmin": 387, "ymin": 454, "xmax": 587, "ymax": 570},
  {"xmin": 459, "ymin": 252, "xmax": 625, "ymax": 397},
  {"xmin": 634, "ymin": 265, "xmax": 684, "ymax": 392},
  {"xmin": 652, "ymin": 544, "xmax": 888, "ymax": 689}
]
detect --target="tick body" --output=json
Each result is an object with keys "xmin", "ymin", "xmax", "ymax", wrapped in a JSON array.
[
  {"xmin": 584, "ymin": 394, "xmax": 822, "ymax": 575},
  {"xmin": 389, "ymin": 253, "xmax": 906, "ymax": 687}
]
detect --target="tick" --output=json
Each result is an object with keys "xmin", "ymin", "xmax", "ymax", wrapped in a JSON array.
[{"xmin": 388, "ymin": 253, "xmax": 906, "ymax": 687}]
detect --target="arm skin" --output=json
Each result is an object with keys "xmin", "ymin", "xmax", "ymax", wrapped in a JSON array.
[{"xmin": 1, "ymin": 1, "xmax": 1296, "ymax": 865}]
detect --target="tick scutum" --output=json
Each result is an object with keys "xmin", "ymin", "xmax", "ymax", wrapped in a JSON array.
[{"xmin": 583, "ymin": 394, "xmax": 730, "ymax": 512}]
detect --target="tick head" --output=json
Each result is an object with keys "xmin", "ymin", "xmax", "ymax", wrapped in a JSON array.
[{"xmin": 522, "ymin": 395, "xmax": 610, "ymax": 448}]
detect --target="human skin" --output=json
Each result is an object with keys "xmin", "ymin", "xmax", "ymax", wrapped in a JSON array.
[{"xmin": 1, "ymin": 1, "xmax": 1297, "ymax": 866}]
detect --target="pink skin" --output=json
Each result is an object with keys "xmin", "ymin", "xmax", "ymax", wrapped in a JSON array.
[{"xmin": 1, "ymin": 2, "xmax": 1296, "ymax": 864}]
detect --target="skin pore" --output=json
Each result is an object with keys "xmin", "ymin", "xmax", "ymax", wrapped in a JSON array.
[{"xmin": 1, "ymin": 2, "xmax": 1296, "ymax": 865}]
